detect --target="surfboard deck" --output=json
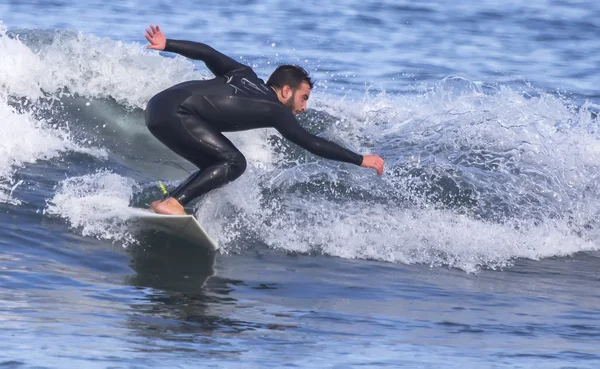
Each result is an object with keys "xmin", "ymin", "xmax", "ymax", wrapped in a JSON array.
[{"xmin": 126, "ymin": 207, "xmax": 217, "ymax": 251}]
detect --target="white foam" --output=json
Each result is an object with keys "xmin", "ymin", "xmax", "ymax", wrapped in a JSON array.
[
  {"xmin": 0, "ymin": 24, "xmax": 207, "ymax": 109},
  {"xmin": 45, "ymin": 171, "xmax": 139, "ymax": 244},
  {"xmin": 224, "ymin": 129, "xmax": 280, "ymax": 170},
  {"xmin": 195, "ymin": 79, "xmax": 600, "ymax": 271},
  {"xmin": 0, "ymin": 94, "xmax": 105, "ymax": 204},
  {"xmin": 260, "ymin": 199, "xmax": 597, "ymax": 273}
]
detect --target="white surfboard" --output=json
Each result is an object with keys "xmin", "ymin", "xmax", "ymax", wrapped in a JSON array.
[{"xmin": 126, "ymin": 207, "xmax": 217, "ymax": 251}]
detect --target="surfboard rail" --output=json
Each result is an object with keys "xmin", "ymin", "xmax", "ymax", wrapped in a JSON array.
[{"xmin": 126, "ymin": 207, "xmax": 218, "ymax": 250}]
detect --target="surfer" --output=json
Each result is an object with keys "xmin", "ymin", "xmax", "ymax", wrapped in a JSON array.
[{"xmin": 143, "ymin": 25, "xmax": 385, "ymax": 215}]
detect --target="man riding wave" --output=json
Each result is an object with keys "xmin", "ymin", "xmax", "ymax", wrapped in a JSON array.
[{"xmin": 143, "ymin": 25, "xmax": 385, "ymax": 215}]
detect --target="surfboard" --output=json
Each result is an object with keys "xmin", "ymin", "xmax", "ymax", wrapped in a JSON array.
[{"xmin": 126, "ymin": 207, "xmax": 217, "ymax": 251}]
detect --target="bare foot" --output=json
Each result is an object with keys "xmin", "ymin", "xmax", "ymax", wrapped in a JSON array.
[
  {"xmin": 149, "ymin": 199, "xmax": 162, "ymax": 211},
  {"xmin": 153, "ymin": 197, "xmax": 187, "ymax": 215}
]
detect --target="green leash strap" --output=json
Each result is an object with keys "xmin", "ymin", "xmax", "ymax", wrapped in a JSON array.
[{"xmin": 158, "ymin": 180, "xmax": 168, "ymax": 196}]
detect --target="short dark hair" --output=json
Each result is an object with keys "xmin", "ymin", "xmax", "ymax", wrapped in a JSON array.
[{"xmin": 267, "ymin": 65, "xmax": 314, "ymax": 90}]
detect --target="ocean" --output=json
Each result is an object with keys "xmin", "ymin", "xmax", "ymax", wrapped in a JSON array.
[{"xmin": 1, "ymin": 0, "xmax": 599, "ymax": 368}]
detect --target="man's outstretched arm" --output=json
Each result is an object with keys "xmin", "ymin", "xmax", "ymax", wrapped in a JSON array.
[
  {"xmin": 144, "ymin": 24, "xmax": 247, "ymax": 76},
  {"xmin": 274, "ymin": 110, "xmax": 384, "ymax": 175}
]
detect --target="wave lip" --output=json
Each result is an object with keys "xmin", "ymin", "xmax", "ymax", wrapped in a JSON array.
[
  {"xmin": 0, "ymin": 94, "xmax": 106, "ymax": 204},
  {"xmin": 1, "ymin": 24, "xmax": 207, "ymax": 108}
]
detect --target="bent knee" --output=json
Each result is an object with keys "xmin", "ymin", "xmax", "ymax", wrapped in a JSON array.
[{"xmin": 226, "ymin": 152, "xmax": 247, "ymax": 181}]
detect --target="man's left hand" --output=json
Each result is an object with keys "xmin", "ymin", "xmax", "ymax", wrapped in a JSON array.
[
  {"xmin": 145, "ymin": 24, "xmax": 166, "ymax": 50},
  {"xmin": 360, "ymin": 155, "xmax": 385, "ymax": 176}
]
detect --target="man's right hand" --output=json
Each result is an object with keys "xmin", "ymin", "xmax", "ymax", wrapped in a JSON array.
[
  {"xmin": 145, "ymin": 24, "xmax": 166, "ymax": 50},
  {"xmin": 361, "ymin": 155, "xmax": 385, "ymax": 176}
]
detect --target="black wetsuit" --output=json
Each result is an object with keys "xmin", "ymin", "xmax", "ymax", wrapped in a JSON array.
[{"xmin": 145, "ymin": 39, "xmax": 363, "ymax": 205}]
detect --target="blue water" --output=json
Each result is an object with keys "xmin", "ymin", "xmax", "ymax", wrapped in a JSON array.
[{"xmin": 1, "ymin": 1, "xmax": 600, "ymax": 368}]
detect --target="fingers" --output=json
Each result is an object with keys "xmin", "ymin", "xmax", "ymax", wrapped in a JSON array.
[
  {"xmin": 145, "ymin": 32, "xmax": 158, "ymax": 49},
  {"xmin": 145, "ymin": 24, "xmax": 158, "ymax": 39},
  {"xmin": 372, "ymin": 156, "xmax": 384, "ymax": 176},
  {"xmin": 376, "ymin": 160, "xmax": 384, "ymax": 176},
  {"xmin": 145, "ymin": 26, "xmax": 158, "ymax": 48},
  {"xmin": 145, "ymin": 29, "xmax": 154, "ymax": 43},
  {"xmin": 360, "ymin": 155, "xmax": 384, "ymax": 176},
  {"xmin": 145, "ymin": 24, "xmax": 164, "ymax": 49}
]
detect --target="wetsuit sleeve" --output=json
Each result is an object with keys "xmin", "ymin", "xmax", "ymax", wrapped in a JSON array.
[
  {"xmin": 273, "ymin": 110, "xmax": 363, "ymax": 166},
  {"xmin": 164, "ymin": 39, "xmax": 248, "ymax": 76}
]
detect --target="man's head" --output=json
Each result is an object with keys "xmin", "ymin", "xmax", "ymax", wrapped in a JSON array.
[{"xmin": 267, "ymin": 65, "xmax": 314, "ymax": 115}]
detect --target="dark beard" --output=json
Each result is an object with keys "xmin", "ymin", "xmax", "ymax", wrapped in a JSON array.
[{"xmin": 284, "ymin": 90, "xmax": 296, "ymax": 111}]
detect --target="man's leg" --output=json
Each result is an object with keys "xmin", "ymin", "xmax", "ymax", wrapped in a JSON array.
[{"xmin": 149, "ymin": 110, "xmax": 247, "ymax": 215}]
